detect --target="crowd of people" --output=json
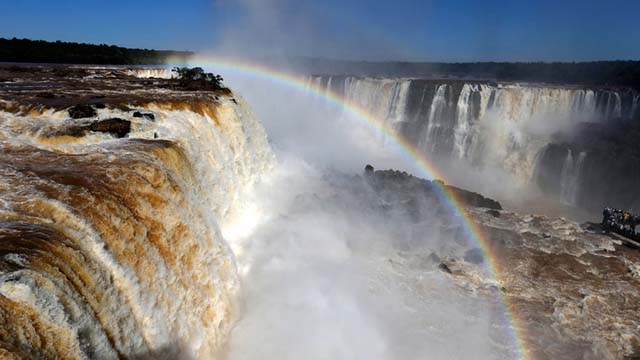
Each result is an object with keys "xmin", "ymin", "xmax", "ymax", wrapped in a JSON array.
[{"xmin": 602, "ymin": 207, "xmax": 639, "ymax": 236}]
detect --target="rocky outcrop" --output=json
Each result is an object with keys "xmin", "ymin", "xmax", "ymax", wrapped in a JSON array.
[
  {"xmin": 364, "ymin": 165, "xmax": 502, "ymax": 210},
  {"xmin": 441, "ymin": 182, "xmax": 502, "ymax": 210}
]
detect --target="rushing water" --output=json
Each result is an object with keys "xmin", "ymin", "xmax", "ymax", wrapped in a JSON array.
[
  {"xmin": 0, "ymin": 96, "xmax": 273, "ymax": 359},
  {"xmin": 310, "ymin": 75, "xmax": 640, "ymax": 207}
]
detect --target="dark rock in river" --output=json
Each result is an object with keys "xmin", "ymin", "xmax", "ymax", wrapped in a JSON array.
[
  {"xmin": 133, "ymin": 111, "xmax": 155, "ymax": 121},
  {"xmin": 68, "ymin": 104, "xmax": 97, "ymax": 119},
  {"xmin": 89, "ymin": 118, "xmax": 131, "ymax": 138},
  {"xmin": 54, "ymin": 118, "xmax": 131, "ymax": 138}
]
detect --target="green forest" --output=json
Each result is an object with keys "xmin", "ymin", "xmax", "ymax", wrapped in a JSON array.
[
  {"xmin": 295, "ymin": 58, "xmax": 640, "ymax": 88},
  {"xmin": 0, "ymin": 38, "xmax": 193, "ymax": 65},
  {"xmin": 2, "ymin": 38, "xmax": 640, "ymax": 88}
]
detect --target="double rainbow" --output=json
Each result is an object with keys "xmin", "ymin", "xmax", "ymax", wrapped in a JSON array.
[{"xmin": 178, "ymin": 55, "xmax": 530, "ymax": 359}]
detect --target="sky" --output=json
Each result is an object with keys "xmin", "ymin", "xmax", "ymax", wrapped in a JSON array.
[{"xmin": 1, "ymin": 0, "xmax": 639, "ymax": 62}]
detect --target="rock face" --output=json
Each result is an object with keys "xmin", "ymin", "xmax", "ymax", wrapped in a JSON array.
[{"xmin": 535, "ymin": 119, "xmax": 640, "ymax": 212}]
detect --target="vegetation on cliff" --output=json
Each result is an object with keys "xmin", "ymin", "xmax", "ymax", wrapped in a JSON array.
[{"xmin": 170, "ymin": 67, "xmax": 228, "ymax": 92}]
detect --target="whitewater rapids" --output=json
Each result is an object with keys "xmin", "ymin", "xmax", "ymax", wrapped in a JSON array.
[{"xmin": 0, "ymin": 87, "xmax": 273, "ymax": 359}]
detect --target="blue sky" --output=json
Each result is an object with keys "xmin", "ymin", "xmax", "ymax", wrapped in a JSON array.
[{"xmin": 1, "ymin": 0, "xmax": 639, "ymax": 61}]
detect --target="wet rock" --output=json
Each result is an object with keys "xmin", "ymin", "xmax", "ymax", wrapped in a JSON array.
[
  {"xmin": 438, "ymin": 263, "xmax": 452, "ymax": 274},
  {"xmin": 56, "ymin": 118, "xmax": 131, "ymax": 138},
  {"xmin": 486, "ymin": 209, "xmax": 501, "ymax": 217},
  {"xmin": 68, "ymin": 104, "xmax": 97, "ymax": 119},
  {"xmin": 444, "ymin": 184, "xmax": 502, "ymax": 210},
  {"xmin": 94, "ymin": 103, "xmax": 106, "ymax": 109},
  {"xmin": 133, "ymin": 111, "xmax": 155, "ymax": 121},
  {"xmin": 36, "ymin": 92, "xmax": 56, "ymax": 99},
  {"xmin": 89, "ymin": 118, "xmax": 131, "ymax": 138},
  {"xmin": 464, "ymin": 247, "xmax": 484, "ymax": 264}
]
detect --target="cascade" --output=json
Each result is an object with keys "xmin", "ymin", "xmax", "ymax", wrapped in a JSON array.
[
  {"xmin": 0, "ymin": 93, "xmax": 274, "ymax": 359},
  {"xmin": 309, "ymin": 75, "xmax": 638, "ymax": 190}
]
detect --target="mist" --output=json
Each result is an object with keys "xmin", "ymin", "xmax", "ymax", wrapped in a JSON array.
[
  {"xmin": 195, "ymin": 1, "xmax": 525, "ymax": 358},
  {"xmin": 200, "ymin": 66, "xmax": 519, "ymax": 358},
  {"xmin": 220, "ymin": 152, "xmax": 517, "ymax": 360}
]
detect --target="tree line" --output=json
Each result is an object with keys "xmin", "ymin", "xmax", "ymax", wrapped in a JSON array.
[
  {"xmin": 294, "ymin": 58, "xmax": 640, "ymax": 89},
  {"xmin": 2, "ymin": 38, "xmax": 639, "ymax": 88},
  {"xmin": 0, "ymin": 38, "xmax": 193, "ymax": 65}
]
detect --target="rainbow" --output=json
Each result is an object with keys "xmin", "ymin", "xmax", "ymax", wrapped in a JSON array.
[{"xmin": 175, "ymin": 55, "xmax": 531, "ymax": 359}]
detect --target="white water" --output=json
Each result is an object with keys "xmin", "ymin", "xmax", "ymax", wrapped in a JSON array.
[
  {"xmin": 214, "ymin": 71, "xmax": 519, "ymax": 360},
  {"xmin": 0, "ymin": 95, "xmax": 273, "ymax": 359},
  {"xmin": 125, "ymin": 68, "xmax": 174, "ymax": 79},
  {"xmin": 309, "ymin": 76, "xmax": 637, "ymax": 199},
  {"xmin": 420, "ymin": 84, "xmax": 449, "ymax": 153},
  {"xmin": 222, "ymin": 156, "xmax": 516, "ymax": 360},
  {"xmin": 559, "ymin": 150, "xmax": 587, "ymax": 205}
]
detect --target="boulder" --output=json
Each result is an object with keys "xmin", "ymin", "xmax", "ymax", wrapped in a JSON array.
[
  {"xmin": 133, "ymin": 111, "xmax": 155, "ymax": 121},
  {"xmin": 89, "ymin": 118, "xmax": 131, "ymax": 138},
  {"xmin": 68, "ymin": 104, "xmax": 97, "ymax": 119}
]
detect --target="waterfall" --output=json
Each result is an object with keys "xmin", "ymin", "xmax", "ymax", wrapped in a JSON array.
[
  {"xmin": 308, "ymin": 75, "xmax": 411, "ymax": 137},
  {"xmin": 420, "ymin": 84, "xmax": 449, "ymax": 153},
  {"xmin": 309, "ymin": 75, "xmax": 638, "ymax": 205},
  {"xmin": 559, "ymin": 150, "xmax": 586, "ymax": 205},
  {"xmin": 453, "ymin": 84, "xmax": 475, "ymax": 159},
  {"xmin": 125, "ymin": 68, "xmax": 173, "ymax": 79},
  {"xmin": 0, "ymin": 96, "xmax": 274, "ymax": 359}
]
